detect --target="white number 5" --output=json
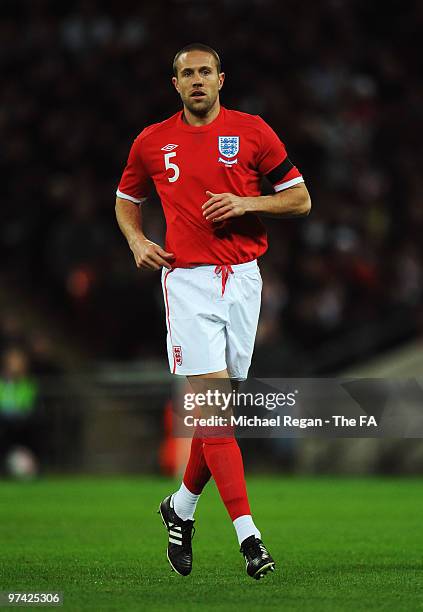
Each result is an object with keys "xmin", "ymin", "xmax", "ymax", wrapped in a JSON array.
[{"xmin": 164, "ymin": 152, "xmax": 180, "ymax": 183}]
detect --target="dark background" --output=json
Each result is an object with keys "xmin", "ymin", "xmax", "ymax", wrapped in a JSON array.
[
  {"xmin": 2, "ymin": 0, "xmax": 422, "ymax": 371},
  {"xmin": 1, "ymin": 0, "xmax": 422, "ymax": 474}
]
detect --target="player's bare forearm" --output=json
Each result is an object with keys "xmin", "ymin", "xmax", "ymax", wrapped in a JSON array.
[
  {"xmin": 202, "ymin": 184, "xmax": 311, "ymax": 222},
  {"xmin": 115, "ymin": 197, "xmax": 146, "ymax": 245},
  {"xmin": 115, "ymin": 197, "xmax": 174, "ymax": 270},
  {"xmin": 244, "ymin": 184, "xmax": 311, "ymax": 218}
]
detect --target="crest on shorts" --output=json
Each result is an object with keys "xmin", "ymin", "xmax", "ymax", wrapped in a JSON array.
[
  {"xmin": 173, "ymin": 345, "xmax": 183, "ymax": 366},
  {"xmin": 218, "ymin": 136, "xmax": 239, "ymax": 166}
]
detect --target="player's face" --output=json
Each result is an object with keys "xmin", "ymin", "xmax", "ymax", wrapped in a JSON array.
[{"xmin": 172, "ymin": 51, "xmax": 224, "ymax": 116}]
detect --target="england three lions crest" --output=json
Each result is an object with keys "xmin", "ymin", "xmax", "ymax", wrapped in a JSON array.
[
  {"xmin": 173, "ymin": 345, "xmax": 183, "ymax": 366},
  {"xmin": 218, "ymin": 136, "xmax": 239, "ymax": 166}
]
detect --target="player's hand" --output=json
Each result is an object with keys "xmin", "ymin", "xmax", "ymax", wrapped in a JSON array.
[
  {"xmin": 202, "ymin": 191, "xmax": 249, "ymax": 222},
  {"xmin": 129, "ymin": 236, "xmax": 174, "ymax": 270}
]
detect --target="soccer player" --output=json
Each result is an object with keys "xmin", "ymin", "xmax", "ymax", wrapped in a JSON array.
[{"xmin": 115, "ymin": 43, "xmax": 311, "ymax": 580}]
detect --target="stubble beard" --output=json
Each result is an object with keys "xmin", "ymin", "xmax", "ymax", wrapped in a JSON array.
[{"xmin": 184, "ymin": 93, "xmax": 218, "ymax": 117}]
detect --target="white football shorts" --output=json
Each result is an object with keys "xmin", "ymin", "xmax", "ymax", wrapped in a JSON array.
[{"xmin": 161, "ymin": 259, "xmax": 262, "ymax": 380}]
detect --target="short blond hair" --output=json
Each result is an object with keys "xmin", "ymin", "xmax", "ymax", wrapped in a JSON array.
[{"xmin": 173, "ymin": 43, "xmax": 221, "ymax": 76}]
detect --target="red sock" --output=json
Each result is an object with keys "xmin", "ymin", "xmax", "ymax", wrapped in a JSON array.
[
  {"xmin": 182, "ymin": 434, "xmax": 212, "ymax": 495},
  {"xmin": 202, "ymin": 437, "xmax": 251, "ymax": 521}
]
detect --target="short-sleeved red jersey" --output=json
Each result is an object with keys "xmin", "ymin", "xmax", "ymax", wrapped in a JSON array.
[{"xmin": 117, "ymin": 106, "xmax": 303, "ymax": 267}]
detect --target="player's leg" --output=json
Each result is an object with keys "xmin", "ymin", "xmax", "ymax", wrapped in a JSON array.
[
  {"xmin": 161, "ymin": 264, "xmax": 224, "ymax": 524},
  {"xmin": 159, "ymin": 263, "xmax": 273, "ymax": 578},
  {"xmin": 158, "ymin": 374, "xmax": 226, "ymax": 577},
  {"xmin": 188, "ymin": 370, "xmax": 274, "ymax": 579},
  {"xmin": 171, "ymin": 430, "xmax": 212, "ymax": 521},
  {"xmin": 159, "ymin": 267, "xmax": 226, "ymax": 576},
  {"xmin": 159, "ymin": 405, "xmax": 211, "ymax": 577},
  {"xmin": 187, "ymin": 370, "xmax": 257, "ymax": 534},
  {"xmin": 222, "ymin": 261, "xmax": 275, "ymax": 578}
]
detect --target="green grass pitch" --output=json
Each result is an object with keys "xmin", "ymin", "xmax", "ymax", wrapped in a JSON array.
[{"xmin": 0, "ymin": 476, "xmax": 422, "ymax": 611}]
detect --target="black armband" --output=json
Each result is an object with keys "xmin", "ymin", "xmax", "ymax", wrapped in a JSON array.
[{"xmin": 265, "ymin": 157, "xmax": 294, "ymax": 185}]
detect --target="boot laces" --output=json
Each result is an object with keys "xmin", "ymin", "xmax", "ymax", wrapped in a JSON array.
[
  {"xmin": 242, "ymin": 537, "xmax": 268, "ymax": 559},
  {"xmin": 181, "ymin": 522, "xmax": 195, "ymax": 552}
]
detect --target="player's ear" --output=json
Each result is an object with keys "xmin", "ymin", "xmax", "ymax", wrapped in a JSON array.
[
  {"xmin": 218, "ymin": 72, "xmax": 225, "ymax": 90},
  {"xmin": 172, "ymin": 76, "xmax": 180, "ymax": 93}
]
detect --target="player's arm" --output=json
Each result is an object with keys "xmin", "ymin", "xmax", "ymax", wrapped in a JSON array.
[
  {"xmin": 202, "ymin": 183, "xmax": 311, "ymax": 221},
  {"xmin": 116, "ymin": 135, "xmax": 174, "ymax": 270},
  {"xmin": 247, "ymin": 182, "xmax": 311, "ymax": 217},
  {"xmin": 203, "ymin": 117, "xmax": 311, "ymax": 221},
  {"xmin": 115, "ymin": 197, "xmax": 174, "ymax": 270}
]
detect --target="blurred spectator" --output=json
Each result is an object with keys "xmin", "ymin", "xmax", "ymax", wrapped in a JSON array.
[
  {"xmin": 28, "ymin": 331, "xmax": 64, "ymax": 377},
  {"xmin": 0, "ymin": 346, "xmax": 38, "ymax": 418},
  {"xmin": 0, "ymin": 313, "xmax": 26, "ymax": 347},
  {"xmin": 0, "ymin": 345, "xmax": 40, "ymax": 476}
]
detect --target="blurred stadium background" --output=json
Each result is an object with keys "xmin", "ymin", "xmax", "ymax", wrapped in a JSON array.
[{"xmin": 1, "ymin": 0, "xmax": 422, "ymax": 479}]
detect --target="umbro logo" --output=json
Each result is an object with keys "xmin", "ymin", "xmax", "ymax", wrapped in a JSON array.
[{"xmin": 161, "ymin": 144, "xmax": 179, "ymax": 151}]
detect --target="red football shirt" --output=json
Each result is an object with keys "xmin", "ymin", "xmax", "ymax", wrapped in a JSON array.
[{"xmin": 117, "ymin": 106, "xmax": 303, "ymax": 267}]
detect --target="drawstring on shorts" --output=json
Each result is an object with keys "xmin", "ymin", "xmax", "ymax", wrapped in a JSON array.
[{"xmin": 215, "ymin": 265, "xmax": 234, "ymax": 296}]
